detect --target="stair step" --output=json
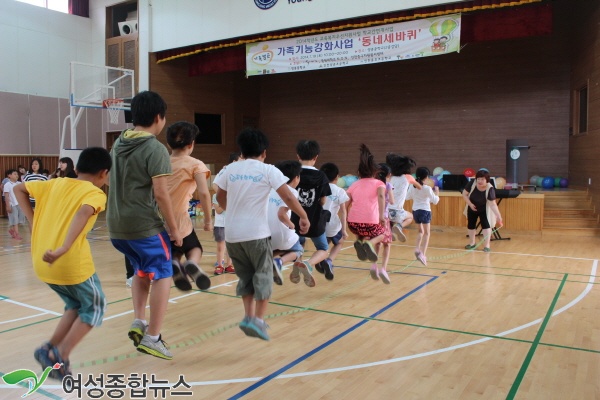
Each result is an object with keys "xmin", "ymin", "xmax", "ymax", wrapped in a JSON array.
[
  {"xmin": 542, "ymin": 227, "xmax": 600, "ymax": 237},
  {"xmin": 544, "ymin": 209, "xmax": 597, "ymax": 218},
  {"xmin": 543, "ymin": 218, "xmax": 599, "ymax": 229}
]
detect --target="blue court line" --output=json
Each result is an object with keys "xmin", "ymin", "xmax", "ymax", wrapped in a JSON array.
[{"xmin": 229, "ymin": 274, "xmax": 440, "ymax": 399}]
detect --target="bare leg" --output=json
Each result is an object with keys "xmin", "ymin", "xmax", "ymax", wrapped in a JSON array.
[
  {"xmin": 307, "ymin": 249, "xmax": 329, "ymax": 266},
  {"xmin": 328, "ymin": 242, "xmax": 344, "ymax": 262},
  {"xmin": 185, "ymin": 247, "xmax": 202, "ymax": 265},
  {"xmin": 48, "ymin": 309, "xmax": 78, "ymax": 348},
  {"xmin": 415, "ymin": 224, "xmax": 424, "ymax": 251},
  {"xmin": 146, "ymin": 278, "xmax": 171, "ymax": 337},
  {"xmin": 55, "ymin": 317, "xmax": 93, "ymax": 360},
  {"xmin": 421, "ymin": 224, "xmax": 431, "ymax": 255},
  {"xmin": 215, "ymin": 240, "xmax": 225, "ymax": 265},
  {"xmin": 380, "ymin": 243, "xmax": 391, "ymax": 271},
  {"xmin": 242, "ymin": 294, "xmax": 256, "ymax": 317},
  {"xmin": 255, "ymin": 299, "xmax": 269, "ymax": 320},
  {"xmin": 132, "ymin": 275, "xmax": 150, "ymax": 322},
  {"xmin": 402, "ymin": 213, "xmax": 414, "ymax": 229},
  {"xmin": 467, "ymin": 229, "xmax": 476, "ymax": 246},
  {"xmin": 367, "ymin": 234, "xmax": 385, "ymax": 247},
  {"xmin": 483, "ymin": 228, "xmax": 492, "ymax": 248}
]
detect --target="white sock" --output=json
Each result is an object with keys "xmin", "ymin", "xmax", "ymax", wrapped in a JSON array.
[{"xmin": 148, "ymin": 334, "xmax": 160, "ymax": 342}]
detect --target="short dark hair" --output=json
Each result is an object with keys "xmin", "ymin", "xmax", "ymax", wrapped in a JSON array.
[
  {"xmin": 167, "ymin": 121, "xmax": 198, "ymax": 149},
  {"xmin": 130, "ymin": 91, "xmax": 167, "ymax": 127},
  {"xmin": 376, "ymin": 163, "xmax": 391, "ymax": 183},
  {"xmin": 236, "ymin": 128, "xmax": 269, "ymax": 158},
  {"xmin": 386, "ymin": 153, "xmax": 416, "ymax": 176},
  {"xmin": 475, "ymin": 169, "xmax": 490, "ymax": 182},
  {"xmin": 228, "ymin": 151, "xmax": 241, "ymax": 163},
  {"xmin": 76, "ymin": 147, "xmax": 112, "ymax": 174},
  {"xmin": 296, "ymin": 140, "xmax": 320, "ymax": 161},
  {"xmin": 6, "ymin": 168, "xmax": 17, "ymax": 176},
  {"xmin": 275, "ymin": 160, "xmax": 302, "ymax": 184},
  {"xmin": 320, "ymin": 162, "xmax": 339, "ymax": 183}
]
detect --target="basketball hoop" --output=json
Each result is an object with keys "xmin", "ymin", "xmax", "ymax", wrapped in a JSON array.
[{"xmin": 103, "ymin": 98, "xmax": 124, "ymax": 124}]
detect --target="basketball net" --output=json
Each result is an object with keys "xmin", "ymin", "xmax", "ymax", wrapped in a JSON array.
[{"xmin": 103, "ymin": 98, "xmax": 124, "ymax": 124}]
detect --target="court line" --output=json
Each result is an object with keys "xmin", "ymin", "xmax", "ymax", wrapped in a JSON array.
[
  {"xmin": 506, "ymin": 273, "xmax": 568, "ymax": 399},
  {"xmin": 0, "ymin": 312, "xmax": 48, "ymax": 325},
  {"xmin": 0, "ymin": 298, "xmax": 62, "ymax": 316},
  {"xmin": 228, "ymin": 275, "xmax": 440, "ymax": 399}
]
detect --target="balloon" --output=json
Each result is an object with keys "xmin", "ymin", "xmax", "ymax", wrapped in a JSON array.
[
  {"xmin": 464, "ymin": 168, "xmax": 476, "ymax": 178},
  {"xmin": 337, "ymin": 177, "xmax": 346, "ymax": 188},
  {"xmin": 429, "ymin": 18, "xmax": 458, "ymax": 36},
  {"xmin": 424, "ymin": 178, "xmax": 435, "ymax": 188},
  {"xmin": 530, "ymin": 175, "xmax": 539, "ymax": 185},
  {"xmin": 495, "ymin": 177, "xmax": 506, "ymax": 189},
  {"xmin": 442, "ymin": 170, "xmax": 451, "ymax": 175},
  {"xmin": 436, "ymin": 174, "xmax": 444, "ymax": 189},
  {"xmin": 536, "ymin": 176, "xmax": 544, "ymax": 187},
  {"xmin": 554, "ymin": 177, "xmax": 562, "ymax": 187},
  {"xmin": 433, "ymin": 167, "xmax": 444, "ymax": 176},
  {"xmin": 430, "ymin": 176, "xmax": 439, "ymax": 188},
  {"xmin": 345, "ymin": 175, "xmax": 359, "ymax": 187}
]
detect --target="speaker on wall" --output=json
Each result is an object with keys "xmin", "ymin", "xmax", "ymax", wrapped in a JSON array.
[{"xmin": 118, "ymin": 21, "xmax": 138, "ymax": 36}]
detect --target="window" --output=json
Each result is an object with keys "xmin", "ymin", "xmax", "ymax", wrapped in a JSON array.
[
  {"xmin": 572, "ymin": 84, "xmax": 588, "ymax": 135},
  {"xmin": 16, "ymin": 0, "xmax": 68, "ymax": 13},
  {"xmin": 194, "ymin": 113, "xmax": 223, "ymax": 145}
]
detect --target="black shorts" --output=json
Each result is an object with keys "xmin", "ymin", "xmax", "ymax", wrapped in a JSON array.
[{"xmin": 171, "ymin": 229, "xmax": 203, "ymax": 257}]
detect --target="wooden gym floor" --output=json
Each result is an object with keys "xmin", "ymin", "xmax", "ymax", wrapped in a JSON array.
[{"xmin": 0, "ymin": 215, "xmax": 599, "ymax": 399}]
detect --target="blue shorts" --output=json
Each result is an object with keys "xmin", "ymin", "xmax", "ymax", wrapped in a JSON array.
[
  {"xmin": 274, "ymin": 239, "xmax": 304, "ymax": 261},
  {"xmin": 48, "ymin": 273, "xmax": 106, "ymax": 327},
  {"xmin": 327, "ymin": 230, "xmax": 343, "ymax": 246},
  {"xmin": 111, "ymin": 230, "xmax": 173, "ymax": 281},
  {"xmin": 299, "ymin": 232, "xmax": 329, "ymax": 251},
  {"xmin": 413, "ymin": 209, "xmax": 432, "ymax": 224}
]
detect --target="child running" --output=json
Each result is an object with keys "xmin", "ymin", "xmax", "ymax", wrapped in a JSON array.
[
  {"xmin": 316, "ymin": 162, "xmax": 349, "ymax": 280},
  {"xmin": 406, "ymin": 167, "xmax": 440, "ymax": 266},
  {"xmin": 166, "ymin": 121, "xmax": 213, "ymax": 291},
  {"xmin": 214, "ymin": 128, "xmax": 309, "ymax": 340},
  {"xmin": 268, "ymin": 160, "xmax": 305, "ymax": 285},
  {"xmin": 347, "ymin": 144, "xmax": 386, "ymax": 265},
  {"xmin": 372, "ymin": 163, "xmax": 395, "ymax": 284},
  {"xmin": 14, "ymin": 147, "xmax": 111, "ymax": 380}
]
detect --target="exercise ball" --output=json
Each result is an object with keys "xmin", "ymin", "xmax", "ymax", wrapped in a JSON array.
[
  {"xmin": 345, "ymin": 175, "xmax": 359, "ymax": 187},
  {"xmin": 433, "ymin": 167, "xmax": 444, "ymax": 176},
  {"xmin": 337, "ymin": 177, "xmax": 346, "ymax": 188},
  {"xmin": 554, "ymin": 177, "xmax": 562, "ymax": 187},
  {"xmin": 559, "ymin": 178, "xmax": 569, "ymax": 188},
  {"xmin": 542, "ymin": 176, "xmax": 554, "ymax": 189},
  {"xmin": 430, "ymin": 176, "xmax": 439, "ymax": 188},
  {"xmin": 495, "ymin": 177, "xmax": 506, "ymax": 189},
  {"xmin": 536, "ymin": 176, "xmax": 544, "ymax": 187},
  {"xmin": 436, "ymin": 175, "xmax": 444, "ymax": 189},
  {"xmin": 464, "ymin": 168, "xmax": 476, "ymax": 178},
  {"xmin": 530, "ymin": 175, "xmax": 539, "ymax": 185},
  {"xmin": 441, "ymin": 170, "xmax": 451, "ymax": 176}
]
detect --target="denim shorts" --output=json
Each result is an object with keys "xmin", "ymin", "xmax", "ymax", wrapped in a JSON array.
[
  {"xmin": 48, "ymin": 273, "xmax": 106, "ymax": 327},
  {"xmin": 327, "ymin": 229, "xmax": 344, "ymax": 246},
  {"xmin": 299, "ymin": 232, "xmax": 329, "ymax": 251},
  {"xmin": 274, "ymin": 238, "xmax": 304, "ymax": 261},
  {"xmin": 413, "ymin": 209, "xmax": 432, "ymax": 224}
]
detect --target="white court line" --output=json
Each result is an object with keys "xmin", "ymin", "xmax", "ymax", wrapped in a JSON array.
[
  {"xmin": 0, "ymin": 298, "xmax": 62, "ymax": 316},
  {"xmin": 0, "ymin": 312, "xmax": 48, "ymax": 325}
]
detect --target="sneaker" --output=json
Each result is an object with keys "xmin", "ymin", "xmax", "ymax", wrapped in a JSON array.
[
  {"xmin": 294, "ymin": 260, "xmax": 316, "ymax": 287},
  {"xmin": 137, "ymin": 334, "xmax": 173, "ymax": 360},
  {"xmin": 465, "ymin": 244, "xmax": 476, "ymax": 250},
  {"xmin": 183, "ymin": 261, "xmax": 211, "ymax": 290},
  {"xmin": 34, "ymin": 345, "xmax": 72, "ymax": 380},
  {"xmin": 323, "ymin": 258, "xmax": 334, "ymax": 281},
  {"xmin": 225, "ymin": 264, "xmax": 236, "ymax": 274},
  {"xmin": 239, "ymin": 316, "xmax": 253, "ymax": 336},
  {"xmin": 379, "ymin": 269, "xmax": 391, "ymax": 284},
  {"xmin": 370, "ymin": 264, "xmax": 379, "ymax": 280},
  {"xmin": 315, "ymin": 261, "xmax": 325, "ymax": 274},
  {"xmin": 392, "ymin": 225, "xmax": 406, "ymax": 242},
  {"xmin": 273, "ymin": 258, "xmax": 284, "ymax": 285},
  {"xmin": 417, "ymin": 252, "xmax": 428, "ymax": 266},
  {"xmin": 246, "ymin": 317, "xmax": 270, "ymax": 341},
  {"xmin": 363, "ymin": 241, "xmax": 378, "ymax": 262},
  {"xmin": 483, "ymin": 247, "xmax": 491, "ymax": 253},
  {"xmin": 214, "ymin": 263, "xmax": 225, "ymax": 275},
  {"xmin": 125, "ymin": 277, "xmax": 133, "ymax": 288},
  {"xmin": 172, "ymin": 260, "xmax": 192, "ymax": 291},
  {"xmin": 128, "ymin": 320, "xmax": 147, "ymax": 347},
  {"xmin": 289, "ymin": 262, "xmax": 301, "ymax": 284},
  {"xmin": 354, "ymin": 240, "xmax": 368, "ymax": 261}
]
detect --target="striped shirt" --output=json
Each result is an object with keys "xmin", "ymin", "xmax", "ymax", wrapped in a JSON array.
[{"xmin": 23, "ymin": 173, "xmax": 48, "ymax": 205}]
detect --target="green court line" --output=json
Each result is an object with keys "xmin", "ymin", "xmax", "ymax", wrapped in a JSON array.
[{"xmin": 506, "ymin": 273, "xmax": 568, "ymax": 400}]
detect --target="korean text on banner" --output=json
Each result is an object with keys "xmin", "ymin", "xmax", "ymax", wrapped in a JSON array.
[{"xmin": 246, "ymin": 14, "xmax": 461, "ymax": 76}]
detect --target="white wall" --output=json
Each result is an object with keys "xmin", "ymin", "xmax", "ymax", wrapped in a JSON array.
[
  {"xmin": 148, "ymin": 0, "xmax": 462, "ymax": 52},
  {"xmin": 0, "ymin": 0, "xmax": 93, "ymax": 98}
]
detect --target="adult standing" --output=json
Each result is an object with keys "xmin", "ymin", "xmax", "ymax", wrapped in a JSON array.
[
  {"xmin": 23, "ymin": 158, "xmax": 48, "ymax": 209},
  {"xmin": 462, "ymin": 169, "xmax": 503, "ymax": 252}
]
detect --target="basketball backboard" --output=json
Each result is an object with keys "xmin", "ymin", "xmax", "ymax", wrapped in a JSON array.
[{"xmin": 69, "ymin": 62, "xmax": 134, "ymax": 110}]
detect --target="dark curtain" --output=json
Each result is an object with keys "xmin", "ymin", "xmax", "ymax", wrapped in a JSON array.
[{"xmin": 69, "ymin": 0, "xmax": 89, "ymax": 18}]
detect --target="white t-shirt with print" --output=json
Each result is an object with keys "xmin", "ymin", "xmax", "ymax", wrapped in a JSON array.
[
  {"xmin": 323, "ymin": 183, "xmax": 350, "ymax": 237},
  {"xmin": 213, "ymin": 159, "xmax": 288, "ymax": 243},
  {"xmin": 268, "ymin": 186, "xmax": 299, "ymax": 251},
  {"xmin": 3, "ymin": 181, "xmax": 20, "ymax": 207}
]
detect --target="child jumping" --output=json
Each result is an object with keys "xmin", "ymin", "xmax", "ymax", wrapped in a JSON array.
[
  {"xmin": 14, "ymin": 147, "xmax": 112, "ymax": 380},
  {"xmin": 406, "ymin": 167, "xmax": 440, "ymax": 266},
  {"xmin": 372, "ymin": 163, "xmax": 395, "ymax": 284},
  {"xmin": 214, "ymin": 128, "xmax": 309, "ymax": 340},
  {"xmin": 385, "ymin": 153, "xmax": 421, "ymax": 242},
  {"xmin": 268, "ymin": 160, "xmax": 305, "ymax": 285},
  {"xmin": 347, "ymin": 144, "xmax": 386, "ymax": 266},
  {"xmin": 166, "ymin": 121, "xmax": 213, "ymax": 291},
  {"xmin": 317, "ymin": 162, "xmax": 349, "ymax": 280}
]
